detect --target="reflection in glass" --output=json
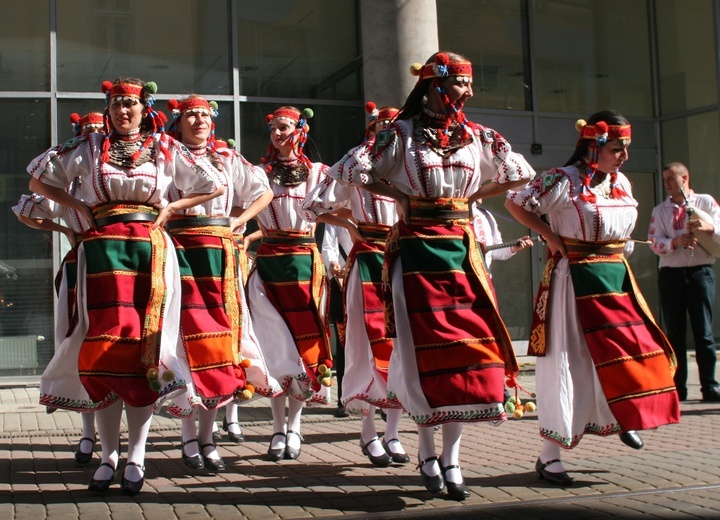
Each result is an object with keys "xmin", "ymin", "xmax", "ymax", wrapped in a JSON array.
[
  {"xmin": 0, "ymin": 100, "xmax": 54, "ymax": 372},
  {"xmin": 656, "ymin": 0, "xmax": 717, "ymax": 114},
  {"xmin": 57, "ymin": 0, "xmax": 232, "ymax": 94},
  {"xmin": 0, "ymin": 0, "xmax": 49, "ymax": 91},
  {"xmin": 439, "ymin": 0, "xmax": 530, "ymax": 111},
  {"xmin": 236, "ymin": 0, "xmax": 361, "ymax": 100},
  {"xmin": 533, "ymin": 0, "xmax": 652, "ymax": 116}
]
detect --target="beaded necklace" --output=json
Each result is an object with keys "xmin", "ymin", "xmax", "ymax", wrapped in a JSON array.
[
  {"xmin": 269, "ymin": 156, "xmax": 309, "ymax": 187},
  {"xmin": 418, "ymin": 107, "xmax": 472, "ymax": 157},
  {"xmin": 107, "ymin": 131, "xmax": 155, "ymax": 168}
]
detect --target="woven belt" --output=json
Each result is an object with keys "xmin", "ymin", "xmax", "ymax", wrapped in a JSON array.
[
  {"xmin": 408, "ymin": 196, "xmax": 469, "ymax": 222},
  {"xmin": 95, "ymin": 212, "xmax": 157, "ymax": 227},
  {"xmin": 262, "ymin": 235, "xmax": 315, "ymax": 245},
  {"xmin": 411, "ymin": 208, "xmax": 468, "ymax": 220},
  {"xmin": 357, "ymin": 223, "xmax": 391, "ymax": 240},
  {"xmin": 564, "ymin": 238, "xmax": 626, "ymax": 256},
  {"xmin": 165, "ymin": 216, "xmax": 230, "ymax": 231}
]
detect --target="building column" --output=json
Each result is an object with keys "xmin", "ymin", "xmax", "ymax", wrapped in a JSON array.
[{"xmin": 359, "ymin": 0, "xmax": 439, "ymax": 108}]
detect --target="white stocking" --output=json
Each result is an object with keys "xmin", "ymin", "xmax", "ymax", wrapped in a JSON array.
[
  {"xmin": 539, "ymin": 439, "xmax": 566, "ymax": 473},
  {"xmin": 124, "ymin": 404, "xmax": 153, "ymax": 481},
  {"xmin": 93, "ymin": 400, "xmax": 123, "ymax": 480},
  {"xmin": 78, "ymin": 412, "xmax": 96, "ymax": 454},
  {"xmin": 417, "ymin": 425, "xmax": 440, "ymax": 477},
  {"xmin": 181, "ymin": 410, "xmax": 199, "ymax": 457},
  {"xmin": 360, "ymin": 405, "xmax": 384, "ymax": 456},
  {"xmin": 383, "ymin": 408, "xmax": 406, "ymax": 455},
  {"xmin": 440, "ymin": 422, "xmax": 463, "ymax": 483},
  {"xmin": 199, "ymin": 407, "xmax": 221, "ymax": 460},
  {"xmin": 286, "ymin": 397, "xmax": 304, "ymax": 450},
  {"xmin": 225, "ymin": 402, "xmax": 241, "ymax": 434},
  {"xmin": 360, "ymin": 405, "xmax": 378, "ymax": 443},
  {"xmin": 269, "ymin": 397, "xmax": 287, "ymax": 449}
]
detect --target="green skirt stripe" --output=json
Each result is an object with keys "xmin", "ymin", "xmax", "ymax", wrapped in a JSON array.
[
  {"xmin": 570, "ymin": 262, "xmax": 627, "ymax": 297},
  {"xmin": 257, "ymin": 252, "xmax": 313, "ymax": 283},
  {"xmin": 83, "ymin": 238, "xmax": 152, "ymax": 275},
  {"xmin": 400, "ymin": 236, "xmax": 466, "ymax": 273}
]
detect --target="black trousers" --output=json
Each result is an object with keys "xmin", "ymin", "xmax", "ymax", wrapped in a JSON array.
[{"xmin": 659, "ymin": 265, "xmax": 718, "ymax": 397}]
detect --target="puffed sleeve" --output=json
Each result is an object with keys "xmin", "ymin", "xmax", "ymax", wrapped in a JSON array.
[
  {"xmin": 327, "ymin": 126, "xmax": 400, "ymax": 186},
  {"xmin": 26, "ymin": 137, "xmax": 91, "ymax": 189},
  {"xmin": 301, "ymin": 175, "xmax": 352, "ymax": 222},
  {"xmin": 506, "ymin": 167, "xmax": 570, "ymax": 215},
  {"xmin": 474, "ymin": 125, "xmax": 535, "ymax": 185},
  {"xmin": 12, "ymin": 193, "xmax": 62, "ymax": 220},
  {"xmin": 231, "ymin": 152, "xmax": 270, "ymax": 205}
]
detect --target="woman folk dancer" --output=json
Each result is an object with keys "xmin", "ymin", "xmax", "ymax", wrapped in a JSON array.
[
  {"xmin": 28, "ymin": 77, "xmax": 223, "ymax": 495},
  {"xmin": 163, "ymin": 95, "xmax": 276, "ymax": 472},
  {"xmin": 302, "ymin": 103, "xmax": 411, "ymax": 468},
  {"xmin": 246, "ymin": 106, "xmax": 333, "ymax": 462},
  {"xmin": 16, "ymin": 112, "xmax": 104, "ymax": 465},
  {"xmin": 327, "ymin": 52, "xmax": 535, "ymax": 500},
  {"xmin": 505, "ymin": 110, "xmax": 680, "ymax": 486}
]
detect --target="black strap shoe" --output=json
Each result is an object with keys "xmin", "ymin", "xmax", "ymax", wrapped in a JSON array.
[
  {"xmin": 360, "ymin": 436, "xmax": 391, "ymax": 467},
  {"xmin": 74, "ymin": 436, "xmax": 96, "ymax": 465},
  {"xmin": 88, "ymin": 462, "xmax": 118, "ymax": 492},
  {"xmin": 181, "ymin": 438, "xmax": 204, "ymax": 469},
  {"xmin": 381, "ymin": 437, "xmax": 410, "ymax": 464},
  {"xmin": 535, "ymin": 458, "xmax": 574, "ymax": 486},
  {"xmin": 120, "ymin": 462, "xmax": 144, "ymax": 496},
  {"xmin": 417, "ymin": 456, "xmax": 445, "ymax": 493},
  {"xmin": 441, "ymin": 464, "xmax": 470, "ymax": 500},
  {"xmin": 285, "ymin": 430, "xmax": 303, "ymax": 460},
  {"xmin": 201, "ymin": 443, "xmax": 226, "ymax": 472},
  {"xmin": 267, "ymin": 432, "xmax": 286, "ymax": 461}
]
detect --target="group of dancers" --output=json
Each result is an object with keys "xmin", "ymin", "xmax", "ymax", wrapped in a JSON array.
[{"xmin": 17, "ymin": 50, "xmax": 681, "ymax": 500}]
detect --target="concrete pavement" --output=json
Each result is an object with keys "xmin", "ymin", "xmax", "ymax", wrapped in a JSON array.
[{"xmin": 1, "ymin": 361, "xmax": 719, "ymax": 519}]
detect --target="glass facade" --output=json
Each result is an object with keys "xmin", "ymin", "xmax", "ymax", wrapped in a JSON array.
[{"xmin": 1, "ymin": 0, "xmax": 720, "ymax": 375}]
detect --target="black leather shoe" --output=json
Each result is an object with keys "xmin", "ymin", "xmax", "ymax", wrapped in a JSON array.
[
  {"xmin": 201, "ymin": 443, "xmax": 226, "ymax": 472},
  {"xmin": 619, "ymin": 430, "xmax": 644, "ymax": 450},
  {"xmin": 88, "ymin": 462, "xmax": 118, "ymax": 492},
  {"xmin": 441, "ymin": 464, "xmax": 470, "ymax": 500},
  {"xmin": 223, "ymin": 417, "xmax": 245, "ymax": 443},
  {"xmin": 120, "ymin": 462, "xmax": 144, "ymax": 496},
  {"xmin": 285, "ymin": 430, "xmax": 303, "ymax": 460},
  {"xmin": 702, "ymin": 385, "xmax": 720, "ymax": 402},
  {"xmin": 181, "ymin": 439, "xmax": 204, "ymax": 469},
  {"xmin": 417, "ymin": 456, "xmax": 445, "ymax": 493},
  {"xmin": 360, "ymin": 436, "xmax": 392, "ymax": 467},
  {"xmin": 212, "ymin": 430, "xmax": 223, "ymax": 442},
  {"xmin": 267, "ymin": 432, "xmax": 286, "ymax": 461},
  {"xmin": 74, "ymin": 436, "xmax": 96, "ymax": 465},
  {"xmin": 381, "ymin": 437, "xmax": 410, "ymax": 464},
  {"xmin": 334, "ymin": 405, "xmax": 350, "ymax": 418},
  {"xmin": 535, "ymin": 458, "xmax": 573, "ymax": 486}
]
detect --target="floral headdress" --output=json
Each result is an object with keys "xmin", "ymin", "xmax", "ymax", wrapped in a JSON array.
[
  {"xmin": 70, "ymin": 112, "xmax": 103, "ymax": 136},
  {"xmin": 99, "ymin": 79, "xmax": 171, "ymax": 163},
  {"xmin": 575, "ymin": 119, "xmax": 632, "ymax": 202},
  {"xmin": 261, "ymin": 106, "xmax": 314, "ymax": 172},
  {"xmin": 410, "ymin": 52, "xmax": 473, "ymax": 147},
  {"xmin": 166, "ymin": 96, "xmax": 219, "ymax": 151},
  {"xmin": 364, "ymin": 102, "xmax": 399, "ymax": 139}
]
